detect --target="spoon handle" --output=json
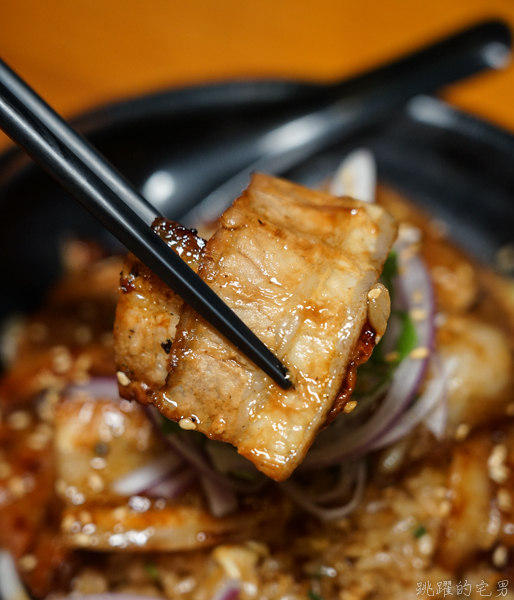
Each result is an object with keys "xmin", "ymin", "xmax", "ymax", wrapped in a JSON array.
[
  {"xmin": 325, "ymin": 19, "xmax": 511, "ymax": 102},
  {"xmin": 182, "ymin": 19, "xmax": 511, "ymax": 226}
]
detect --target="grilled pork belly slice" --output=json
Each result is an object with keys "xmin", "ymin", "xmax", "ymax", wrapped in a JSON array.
[
  {"xmin": 54, "ymin": 391, "xmax": 171, "ymax": 504},
  {"xmin": 149, "ymin": 174, "xmax": 397, "ymax": 481},
  {"xmin": 114, "ymin": 219, "xmax": 205, "ymax": 403},
  {"xmin": 61, "ymin": 493, "xmax": 290, "ymax": 552},
  {"xmin": 54, "ymin": 389, "xmax": 290, "ymax": 551}
]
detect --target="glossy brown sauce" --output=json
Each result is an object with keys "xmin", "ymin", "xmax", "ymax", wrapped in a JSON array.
[{"xmin": 323, "ymin": 320, "xmax": 376, "ymax": 428}]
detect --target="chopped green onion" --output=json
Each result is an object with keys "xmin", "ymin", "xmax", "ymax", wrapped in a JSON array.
[
  {"xmin": 395, "ymin": 311, "xmax": 418, "ymax": 361},
  {"xmin": 144, "ymin": 560, "xmax": 159, "ymax": 580},
  {"xmin": 381, "ymin": 251, "xmax": 398, "ymax": 303},
  {"xmin": 413, "ymin": 524, "xmax": 427, "ymax": 539},
  {"xmin": 160, "ymin": 416, "xmax": 182, "ymax": 435},
  {"xmin": 308, "ymin": 591, "xmax": 325, "ymax": 600},
  {"xmin": 230, "ymin": 469, "xmax": 260, "ymax": 482},
  {"xmin": 354, "ymin": 308, "xmax": 417, "ymax": 398}
]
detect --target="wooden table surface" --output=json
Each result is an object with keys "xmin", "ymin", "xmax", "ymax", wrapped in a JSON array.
[{"xmin": 1, "ymin": 0, "xmax": 514, "ymax": 151}]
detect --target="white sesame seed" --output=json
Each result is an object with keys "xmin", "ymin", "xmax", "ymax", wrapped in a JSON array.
[
  {"xmin": 119, "ymin": 399, "xmax": 133, "ymax": 413},
  {"xmin": 410, "ymin": 347, "xmax": 429, "ymax": 360},
  {"xmin": 73, "ymin": 533, "xmax": 93, "ymax": 547},
  {"xmin": 26, "ymin": 424, "xmax": 52, "ymax": 450},
  {"xmin": 491, "ymin": 466, "xmax": 510, "ymax": 484},
  {"xmin": 418, "ymin": 534, "xmax": 433, "ymax": 556},
  {"xmin": 55, "ymin": 479, "xmax": 67, "ymax": 496},
  {"xmin": 62, "ymin": 515, "xmax": 75, "ymax": 531},
  {"xmin": 412, "ymin": 290, "xmax": 424, "ymax": 303},
  {"xmin": 439, "ymin": 500, "xmax": 452, "ymax": 518},
  {"xmin": 128, "ymin": 495, "xmax": 151, "ymax": 513},
  {"xmin": 70, "ymin": 521, "xmax": 82, "ymax": 533},
  {"xmin": 71, "ymin": 493, "xmax": 86, "ymax": 505},
  {"xmin": 18, "ymin": 555, "xmax": 37, "ymax": 572},
  {"xmin": 8, "ymin": 477, "xmax": 25, "ymax": 498},
  {"xmin": 488, "ymin": 445, "xmax": 510, "ymax": 483},
  {"xmin": 343, "ymin": 401, "xmax": 358, "ymax": 414},
  {"xmin": 455, "ymin": 424, "xmax": 470, "ymax": 441},
  {"xmin": 384, "ymin": 351, "xmax": 400, "ymax": 363},
  {"xmin": 7, "ymin": 411, "xmax": 31, "ymax": 430},
  {"xmin": 88, "ymin": 473, "xmax": 104, "ymax": 493},
  {"xmin": 75, "ymin": 353, "xmax": 93, "ymax": 373},
  {"xmin": 489, "ymin": 444, "xmax": 508, "ymax": 468},
  {"xmin": 410, "ymin": 308, "xmax": 428, "ymax": 321},
  {"xmin": 492, "ymin": 545, "xmax": 508, "ymax": 568},
  {"xmin": 116, "ymin": 371, "xmax": 131, "ymax": 386},
  {"xmin": 90, "ymin": 457, "xmax": 107, "ymax": 470},
  {"xmin": 434, "ymin": 487, "xmax": 447, "ymax": 499},
  {"xmin": 82, "ymin": 523, "xmax": 96, "ymax": 535},
  {"xmin": 497, "ymin": 489, "xmax": 512, "ymax": 512},
  {"xmin": 504, "ymin": 523, "xmax": 514, "ymax": 535},
  {"xmin": 65, "ymin": 485, "xmax": 78, "ymax": 499},
  {"xmin": 79, "ymin": 511, "xmax": 92, "ymax": 524},
  {"xmin": 179, "ymin": 418, "xmax": 197, "ymax": 430},
  {"xmin": 112, "ymin": 506, "xmax": 128, "ymax": 521},
  {"xmin": 368, "ymin": 287, "xmax": 382, "ymax": 300},
  {"xmin": 21, "ymin": 476, "xmax": 35, "ymax": 493},
  {"xmin": 51, "ymin": 346, "xmax": 73, "ymax": 374},
  {"xmin": 434, "ymin": 313, "xmax": 447, "ymax": 328}
]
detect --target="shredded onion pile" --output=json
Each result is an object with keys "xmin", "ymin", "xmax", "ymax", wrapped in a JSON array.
[
  {"xmin": 68, "ymin": 223, "xmax": 443, "ymax": 523},
  {"xmin": 300, "ymin": 227, "xmax": 437, "ymax": 471},
  {"xmin": 42, "ymin": 152, "xmax": 447, "ymax": 525}
]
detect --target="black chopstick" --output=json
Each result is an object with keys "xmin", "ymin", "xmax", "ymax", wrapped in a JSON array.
[
  {"xmin": 0, "ymin": 58, "xmax": 292, "ymax": 390},
  {"xmin": 0, "ymin": 60, "xmax": 162, "ymax": 226}
]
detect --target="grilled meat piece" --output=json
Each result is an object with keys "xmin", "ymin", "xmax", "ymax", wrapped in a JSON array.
[
  {"xmin": 149, "ymin": 174, "xmax": 397, "ymax": 480},
  {"xmin": 114, "ymin": 219, "xmax": 205, "ymax": 403}
]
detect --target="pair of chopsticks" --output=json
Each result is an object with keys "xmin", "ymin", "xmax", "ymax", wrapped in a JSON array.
[{"xmin": 0, "ymin": 59, "xmax": 292, "ymax": 389}]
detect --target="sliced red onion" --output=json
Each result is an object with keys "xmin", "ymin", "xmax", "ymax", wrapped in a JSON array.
[
  {"xmin": 66, "ymin": 596, "xmax": 162, "ymax": 600},
  {"xmin": 0, "ymin": 550, "xmax": 30, "ymax": 600},
  {"xmin": 145, "ymin": 406, "xmax": 267, "ymax": 495},
  {"xmin": 66, "ymin": 376, "xmax": 120, "ymax": 400},
  {"xmin": 280, "ymin": 460, "xmax": 366, "ymax": 521},
  {"xmin": 368, "ymin": 353, "xmax": 448, "ymax": 450},
  {"xmin": 329, "ymin": 148, "xmax": 376, "ymax": 203},
  {"xmin": 310, "ymin": 461, "xmax": 360, "ymax": 504},
  {"xmin": 205, "ymin": 440, "xmax": 259, "ymax": 476},
  {"xmin": 424, "ymin": 395, "xmax": 447, "ymax": 440},
  {"xmin": 200, "ymin": 474, "xmax": 239, "ymax": 518},
  {"xmin": 168, "ymin": 433, "xmax": 266, "ymax": 494},
  {"xmin": 64, "ymin": 583, "xmax": 239, "ymax": 600},
  {"xmin": 210, "ymin": 579, "xmax": 241, "ymax": 600},
  {"xmin": 146, "ymin": 467, "xmax": 196, "ymax": 499},
  {"xmin": 111, "ymin": 454, "xmax": 183, "ymax": 496},
  {"xmin": 300, "ymin": 230, "xmax": 435, "ymax": 470},
  {"xmin": 423, "ymin": 356, "xmax": 456, "ymax": 440}
]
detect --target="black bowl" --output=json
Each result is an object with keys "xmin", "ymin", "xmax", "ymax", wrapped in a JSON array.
[{"xmin": 0, "ymin": 81, "xmax": 513, "ymax": 323}]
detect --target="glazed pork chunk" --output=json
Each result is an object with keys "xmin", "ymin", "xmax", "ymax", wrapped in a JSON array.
[
  {"xmin": 114, "ymin": 219, "xmax": 205, "ymax": 403},
  {"xmin": 145, "ymin": 174, "xmax": 397, "ymax": 481}
]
